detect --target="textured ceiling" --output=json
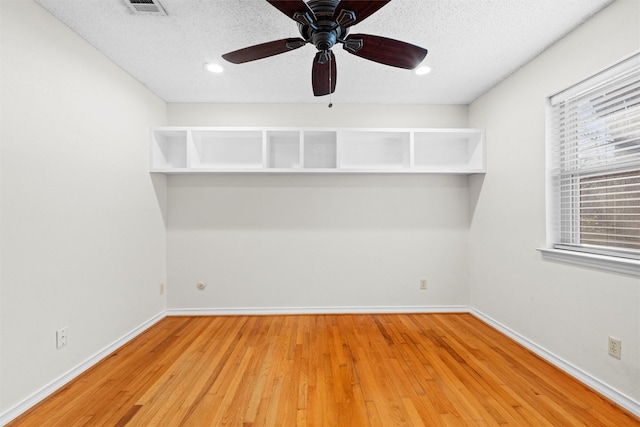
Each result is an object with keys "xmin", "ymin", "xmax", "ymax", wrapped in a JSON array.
[{"xmin": 34, "ymin": 0, "xmax": 614, "ymax": 104}]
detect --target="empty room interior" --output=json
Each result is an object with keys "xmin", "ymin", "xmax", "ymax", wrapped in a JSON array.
[{"xmin": 2, "ymin": 0, "xmax": 640, "ymax": 425}]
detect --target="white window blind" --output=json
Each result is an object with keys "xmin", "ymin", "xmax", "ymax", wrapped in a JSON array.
[{"xmin": 549, "ymin": 52, "xmax": 640, "ymax": 260}]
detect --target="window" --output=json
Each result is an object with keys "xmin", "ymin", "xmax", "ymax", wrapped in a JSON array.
[{"xmin": 548, "ymin": 52, "xmax": 640, "ymax": 264}]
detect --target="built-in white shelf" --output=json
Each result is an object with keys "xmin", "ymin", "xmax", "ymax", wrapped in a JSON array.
[{"xmin": 150, "ymin": 127, "xmax": 485, "ymax": 174}]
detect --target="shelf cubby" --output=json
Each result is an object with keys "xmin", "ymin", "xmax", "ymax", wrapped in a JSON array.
[
  {"xmin": 413, "ymin": 130, "xmax": 484, "ymax": 172},
  {"xmin": 339, "ymin": 130, "xmax": 410, "ymax": 169},
  {"xmin": 266, "ymin": 130, "xmax": 301, "ymax": 169},
  {"xmin": 191, "ymin": 129, "xmax": 263, "ymax": 169},
  {"xmin": 150, "ymin": 129, "xmax": 188, "ymax": 171},
  {"xmin": 303, "ymin": 131, "xmax": 337, "ymax": 169}
]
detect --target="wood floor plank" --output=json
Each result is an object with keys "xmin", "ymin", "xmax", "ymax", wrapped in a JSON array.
[{"xmin": 8, "ymin": 314, "xmax": 640, "ymax": 427}]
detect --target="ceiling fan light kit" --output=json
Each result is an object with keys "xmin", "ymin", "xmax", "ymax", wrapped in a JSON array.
[{"xmin": 222, "ymin": 0, "xmax": 428, "ymax": 98}]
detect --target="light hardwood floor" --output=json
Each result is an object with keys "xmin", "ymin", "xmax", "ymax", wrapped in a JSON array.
[{"xmin": 8, "ymin": 314, "xmax": 640, "ymax": 426}]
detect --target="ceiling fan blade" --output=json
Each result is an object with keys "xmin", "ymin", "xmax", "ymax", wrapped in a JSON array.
[
  {"xmin": 266, "ymin": 0, "xmax": 317, "ymax": 25},
  {"xmin": 222, "ymin": 38, "xmax": 306, "ymax": 64},
  {"xmin": 343, "ymin": 34, "xmax": 427, "ymax": 69},
  {"xmin": 332, "ymin": 0, "xmax": 390, "ymax": 27},
  {"xmin": 312, "ymin": 51, "xmax": 337, "ymax": 96}
]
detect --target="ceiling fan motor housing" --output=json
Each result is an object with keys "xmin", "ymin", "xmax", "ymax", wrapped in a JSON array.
[
  {"xmin": 312, "ymin": 32, "xmax": 337, "ymax": 51},
  {"xmin": 222, "ymin": 0, "xmax": 427, "ymax": 97},
  {"xmin": 298, "ymin": 0, "xmax": 348, "ymax": 52}
]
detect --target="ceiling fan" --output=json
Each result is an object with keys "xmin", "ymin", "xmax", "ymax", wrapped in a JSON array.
[{"xmin": 222, "ymin": 0, "xmax": 428, "ymax": 97}]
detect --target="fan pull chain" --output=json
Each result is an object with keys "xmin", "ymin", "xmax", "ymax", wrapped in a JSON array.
[{"xmin": 328, "ymin": 51, "xmax": 333, "ymax": 108}]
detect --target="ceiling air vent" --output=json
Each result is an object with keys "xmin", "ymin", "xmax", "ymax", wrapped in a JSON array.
[{"xmin": 125, "ymin": 0, "xmax": 167, "ymax": 15}]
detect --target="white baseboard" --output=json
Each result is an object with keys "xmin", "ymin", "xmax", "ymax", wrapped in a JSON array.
[
  {"xmin": 4, "ymin": 307, "xmax": 638, "ymax": 425},
  {"xmin": 470, "ymin": 308, "xmax": 640, "ymax": 419},
  {"xmin": 166, "ymin": 305, "xmax": 469, "ymax": 316},
  {"xmin": 0, "ymin": 311, "xmax": 166, "ymax": 427}
]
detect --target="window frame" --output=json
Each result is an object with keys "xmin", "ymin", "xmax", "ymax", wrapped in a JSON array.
[{"xmin": 541, "ymin": 50, "xmax": 640, "ymax": 277}]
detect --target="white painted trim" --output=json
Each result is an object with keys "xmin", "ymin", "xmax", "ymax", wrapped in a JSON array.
[
  {"xmin": 538, "ymin": 248, "xmax": 640, "ymax": 277},
  {"xmin": 4, "ymin": 307, "xmax": 639, "ymax": 424},
  {"xmin": 470, "ymin": 308, "xmax": 640, "ymax": 419},
  {"xmin": 0, "ymin": 311, "xmax": 166, "ymax": 426},
  {"xmin": 166, "ymin": 305, "xmax": 469, "ymax": 316}
]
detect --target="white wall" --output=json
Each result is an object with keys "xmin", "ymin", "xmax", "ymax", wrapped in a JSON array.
[
  {"xmin": 166, "ymin": 104, "xmax": 471, "ymax": 312},
  {"xmin": 468, "ymin": 0, "xmax": 640, "ymax": 405},
  {"xmin": 167, "ymin": 103, "xmax": 469, "ymax": 128},
  {"xmin": 0, "ymin": 0, "xmax": 167, "ymax": 415}
]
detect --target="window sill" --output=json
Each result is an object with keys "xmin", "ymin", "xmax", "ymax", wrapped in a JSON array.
[{"xmin": 538, "ymin": 248, "xmax": 640, "ymax": 277}]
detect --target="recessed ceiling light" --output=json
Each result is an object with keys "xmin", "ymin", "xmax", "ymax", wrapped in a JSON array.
[
  {"xmin": 414, "ymin": 66, "xmax": 432, "ymax": 76},
  {"xmin": 204, "ymin": 62, "xmax": 224, "ymax": 74}
]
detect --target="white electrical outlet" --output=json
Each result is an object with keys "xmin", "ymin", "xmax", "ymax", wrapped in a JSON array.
[
  {"xmin": 608, "ymin": 336, "xmax": 622, "ymax": 360},
  {"xmin": 160, "ymin": 283, "xmax": 165, "ymax": 295},
  {"xmin": 420, "ymin": 279, "xmax": 427, "ymax": 290},
  {"xmin": 56, "ymin": 327, "xmax": 68, "ymax": 349}
]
